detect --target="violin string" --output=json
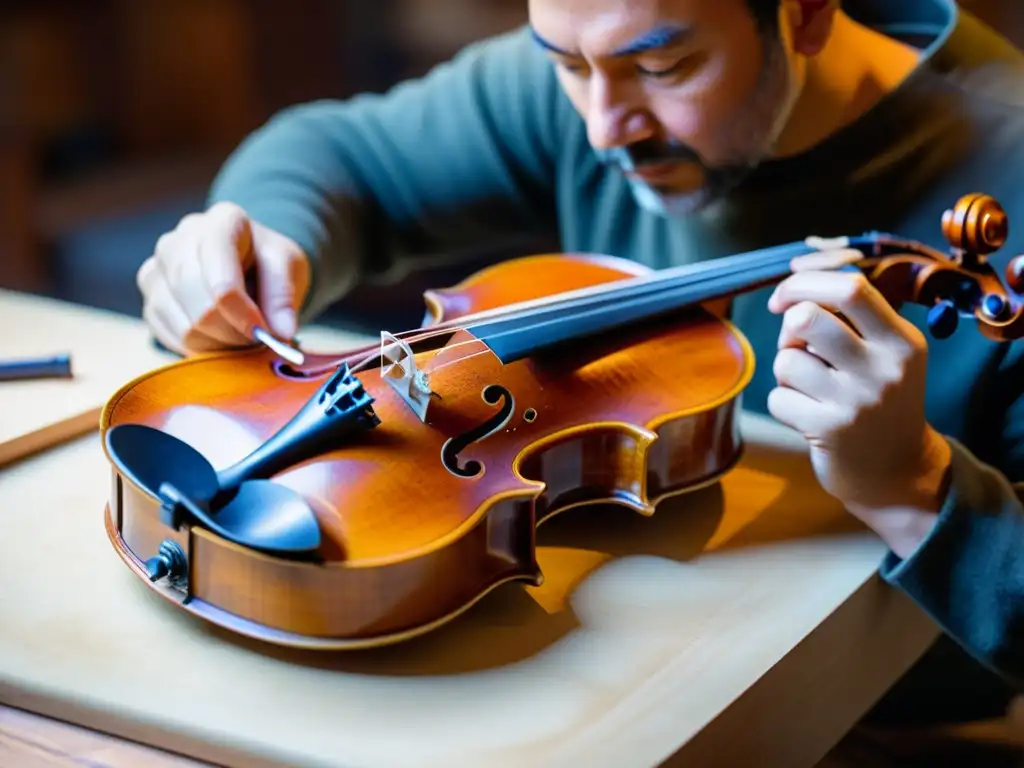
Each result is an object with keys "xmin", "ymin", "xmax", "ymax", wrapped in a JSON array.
[
  {"xmin": 430, "ymin": 244, "xmax": 806, "ymax": 342},
  {"xmin": 319, "ymin": 247, "xmax": 806, "ymax": 377},
  {"xmin": 470, "ymin": 253, "xmax": 802, "ymax": 359},
  {"xmin": 335, "ymin": 331, "xmax": 489, "ymax": 377},
  {"xmin": 300, "ymin": 248, "xmax": 810, "ymax": 377},
  {"xmin": 296, "ymin": 237, "xmax": 879, "ymax": 378},
  {"xmin": 427, "ymin": 345, "xmax": 493, "ymax": 374},
  {"xmin": 390, "ymin": 241, "xmax": 818, "ymax": 338}
]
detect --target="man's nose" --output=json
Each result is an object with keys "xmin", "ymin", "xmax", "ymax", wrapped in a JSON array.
[{"xmin": 585, "ymin": 76, "xmax": 654, "ymax": 150}]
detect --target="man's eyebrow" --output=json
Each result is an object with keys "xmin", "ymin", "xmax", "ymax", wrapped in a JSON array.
[
  {"xmin": 530, "ymin": 27, "xmax": 575, "ymax": 56},
  {"xmin": 529, "ymin": 23, "xmax": 692, "ymax": 58},
  {"xmin": 613, "ymin": 24, "xmax": 692, "ymax": 56}
]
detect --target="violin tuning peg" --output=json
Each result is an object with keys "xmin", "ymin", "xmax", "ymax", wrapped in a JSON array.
[
  {"xmin": 1006, "ymin": 255, "xmax": 1024, "ymax": 295},
  {"xmin": 927, "ymin": 299, "xmax": 959, "ymax": 340},
  {"xmin": 981, "ymin": 293, "xmax": 1010, "ymax": 321}
]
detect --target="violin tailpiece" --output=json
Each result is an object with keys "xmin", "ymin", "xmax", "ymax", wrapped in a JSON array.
[{"xmin": 215, "ymin": 362, "xmax": 381, "ymax": 490}]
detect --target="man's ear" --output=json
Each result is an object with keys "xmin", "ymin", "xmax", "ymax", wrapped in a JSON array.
[{"xmin": 783, "ymin": 0, "xmax": 838, "ymax": 56}]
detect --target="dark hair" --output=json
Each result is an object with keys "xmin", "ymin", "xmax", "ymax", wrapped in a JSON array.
[
  {"xmin": 747, "ymin": 0, "xmax": 782, "ymax": 30},
  {"xmin": 749, "ymin": 0, "xmax": 778, "ymax": 25}
]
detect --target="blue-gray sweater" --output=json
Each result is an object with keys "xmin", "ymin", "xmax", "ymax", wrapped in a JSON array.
[{"xmin": 209, "ymin": 0, "xmax": 1024, "ymax": 688}]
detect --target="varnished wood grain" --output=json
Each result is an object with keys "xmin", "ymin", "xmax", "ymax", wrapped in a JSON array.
[
  {"xmin": 5, "ymin": 699, "xmax": 1022, "ymax": 768},
  {"xmin": 100, "ymin": 254, "xmax": 755, "ymax": 648},
  {"xmin": 0, "ymin": 705, "xmax": 205, "ymax": 767}
]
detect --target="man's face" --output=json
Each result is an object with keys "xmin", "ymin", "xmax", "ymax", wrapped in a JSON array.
[{"xmin": 528, "ymin": 0, "xmax": 804, "ymax": 216}]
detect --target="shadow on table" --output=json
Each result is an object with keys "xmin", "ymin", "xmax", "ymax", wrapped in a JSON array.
[
  {"xmin": 186, "ymin": 481, "xmax": 727, "ymax": 675},
  {"xmin": 176, "ymin": 420, "xmax": 867, "ymax": 677},
  {"xmin": 713, "ymin": 436, "xmax": 869, "ymax": 551}
]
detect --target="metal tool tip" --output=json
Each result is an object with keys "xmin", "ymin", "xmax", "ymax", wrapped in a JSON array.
[{"xmin": 253, "ymin": 327, "xmax": 306, "ymax": 366}]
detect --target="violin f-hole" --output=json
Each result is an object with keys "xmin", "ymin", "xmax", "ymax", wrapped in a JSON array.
[{"xmin": 440, "ymin": 385, "xmax": 515, "ymax": 477}]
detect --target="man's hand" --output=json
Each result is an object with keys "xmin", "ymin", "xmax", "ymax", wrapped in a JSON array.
[
  {"xmin": 136, "ymin": 202, "xmax": 311, "ymax": 356},
  {"xmin": 766, "ymin": 249, "xmax": 952, "ymax": 557}
]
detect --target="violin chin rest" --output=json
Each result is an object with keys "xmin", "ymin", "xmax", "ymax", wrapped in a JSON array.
[
  {"xmin": 191, "ymin": 479, "xmax": 323, "ymax": 555},
  {"xmin": 105, "ymin": 424, "xmax": 322, "ymax": 557},
  {"xmin": 105, "ymin": 423, "xmax": 220, "ymax": 504}
]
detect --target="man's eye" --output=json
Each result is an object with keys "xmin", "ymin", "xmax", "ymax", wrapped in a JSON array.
[
  {"xmin": 637, "ymin": 61, "xmax": 682, "ymax": 77},
  {"xmin": 637, "ymin": 55, "xmax": 701, "ymax": 79},
  {"xmin": 558, "ymin": 61, "xmax": 588, "ymax": 76}
]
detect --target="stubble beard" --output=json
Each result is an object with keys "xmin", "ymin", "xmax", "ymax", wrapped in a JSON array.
[{"xmin": 619, "ymin": 31, "xmax": 797, "ymax": 218}]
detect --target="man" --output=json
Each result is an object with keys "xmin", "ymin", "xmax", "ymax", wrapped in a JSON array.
[{"xmin": 138, "ymin": 0, "xmax": 1024, "ymax": 759}]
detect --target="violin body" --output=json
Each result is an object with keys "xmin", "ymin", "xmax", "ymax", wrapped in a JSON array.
[
  {"xmin": 102, "ymin": 254, "xmax": 753, "ymax": 648},
  {"xmin": 100, "ymin": 192, "xmax": 1024, "ymax": 650}
]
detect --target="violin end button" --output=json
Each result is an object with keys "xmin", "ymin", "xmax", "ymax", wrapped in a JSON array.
[
  {"xmin": 144, "ymin": 540, "xmax": 188, "ymax": 586},
  {"xmin": 145, "ymin": 556, "xmax": 169, "ymax": 581}
]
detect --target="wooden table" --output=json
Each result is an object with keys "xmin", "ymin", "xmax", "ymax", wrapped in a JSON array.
[{"xmin": 0, "ymin": 289, "xmax": 943, "ymax": 767}]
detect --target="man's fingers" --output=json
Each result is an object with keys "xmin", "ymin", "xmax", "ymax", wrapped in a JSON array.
[
  {"xmin": 136, "ymin": 204, "xmax": 312, "ymax": 356},
  {"xmin": 143, "ymin": 301, "xmax": 186, "ymax": 357},
  {"xmin": 766, "ymin": 385, "xmax": 852, "ymax": 441},
  {"xmin": 768, "ymin": 270, "xmax": 904, "ymax": 341},
  {"xmin": 772, "ymin": 347, "xmax": 837, "ymax": 402},
  {"xmin": 790, "ymin": 247, "xmax": 864, "ymax": 273},
  {"xmin": 136, "ymin": 255, "xmax": 160, "ymax": 295},
  {"xmin": 145, "ymin": 222, "xmax": 253, "ymax": 352},
  {"xmin": 198, "ymin": 203, "xmax": 266, "ymax": 339},
  {"xmin": 139, "ymin": 255, "xmax": 186, "ymax": 355},
  {"xmin": 766, "ymin": 385, "xmax": 825, "ymax": 438},
  {"xmin": 143, "ymin": 278, "xmax": 225, "ymax": 355},
  {"xmin": 252, "ymin": 227, "xmax": 311, "ymax": 339},
  {"xmin": 156, "ymin": 248, "xmax": 252, "ymax": 349},
  {"xmin": 778, "ymin": 300, "xmax": 866, "ymax": 370}
]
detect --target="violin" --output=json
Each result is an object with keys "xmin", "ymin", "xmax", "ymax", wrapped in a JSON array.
[{"xmin": 100, "ymin": 193, "xmax": 1024, "ymax": 650}]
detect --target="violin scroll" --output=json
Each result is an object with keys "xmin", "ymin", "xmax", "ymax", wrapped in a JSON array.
[
  {"xmin": 870, "ymin": 193, "xmax": 1024, "ymax": 342},
  {"xmin": 941, "ymin": 192, "xmax": 1008, "ymax": 258},
  {"xmin": 940, "ymin": 194, "xmax": 1024, "ymax": 340}
]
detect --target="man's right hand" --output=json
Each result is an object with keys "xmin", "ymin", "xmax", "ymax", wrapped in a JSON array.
[{"xmin": 136, "ymin": 202, "xmax": 311, "ymax": 356}]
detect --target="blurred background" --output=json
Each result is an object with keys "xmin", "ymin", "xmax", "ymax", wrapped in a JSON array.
[{"xmin": 0, "ymin": 0, "xmax": 1021, "ymax": 332}]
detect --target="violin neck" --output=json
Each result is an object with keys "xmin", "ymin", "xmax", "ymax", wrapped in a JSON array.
[{"xmin": 466, "ymin": 234, "xmax": 887, "ymax": 364}]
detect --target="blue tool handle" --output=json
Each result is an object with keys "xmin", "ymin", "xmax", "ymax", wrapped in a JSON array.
[{"xmin": 0, "ymin": 353, "xmax": 73, "ymax": 381}]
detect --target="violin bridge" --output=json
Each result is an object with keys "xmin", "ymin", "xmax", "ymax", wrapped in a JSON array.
[{"xmin": 380, "ymin": 331, "xmax": 434, "ymax": 423}]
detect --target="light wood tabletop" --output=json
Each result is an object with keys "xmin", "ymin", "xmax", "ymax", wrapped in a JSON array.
[
  {"xmin": 0, "ymin": 289, "xmax": 945, "ymax": 767},
  {"xmin": 0, "ymin": 289, "xmax": 176, "ymax": 467}
]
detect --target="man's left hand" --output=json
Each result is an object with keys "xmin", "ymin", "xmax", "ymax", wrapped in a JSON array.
[{"xmin": 765, "ymin": 249, "xmax": 952, "ymax": 556}]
